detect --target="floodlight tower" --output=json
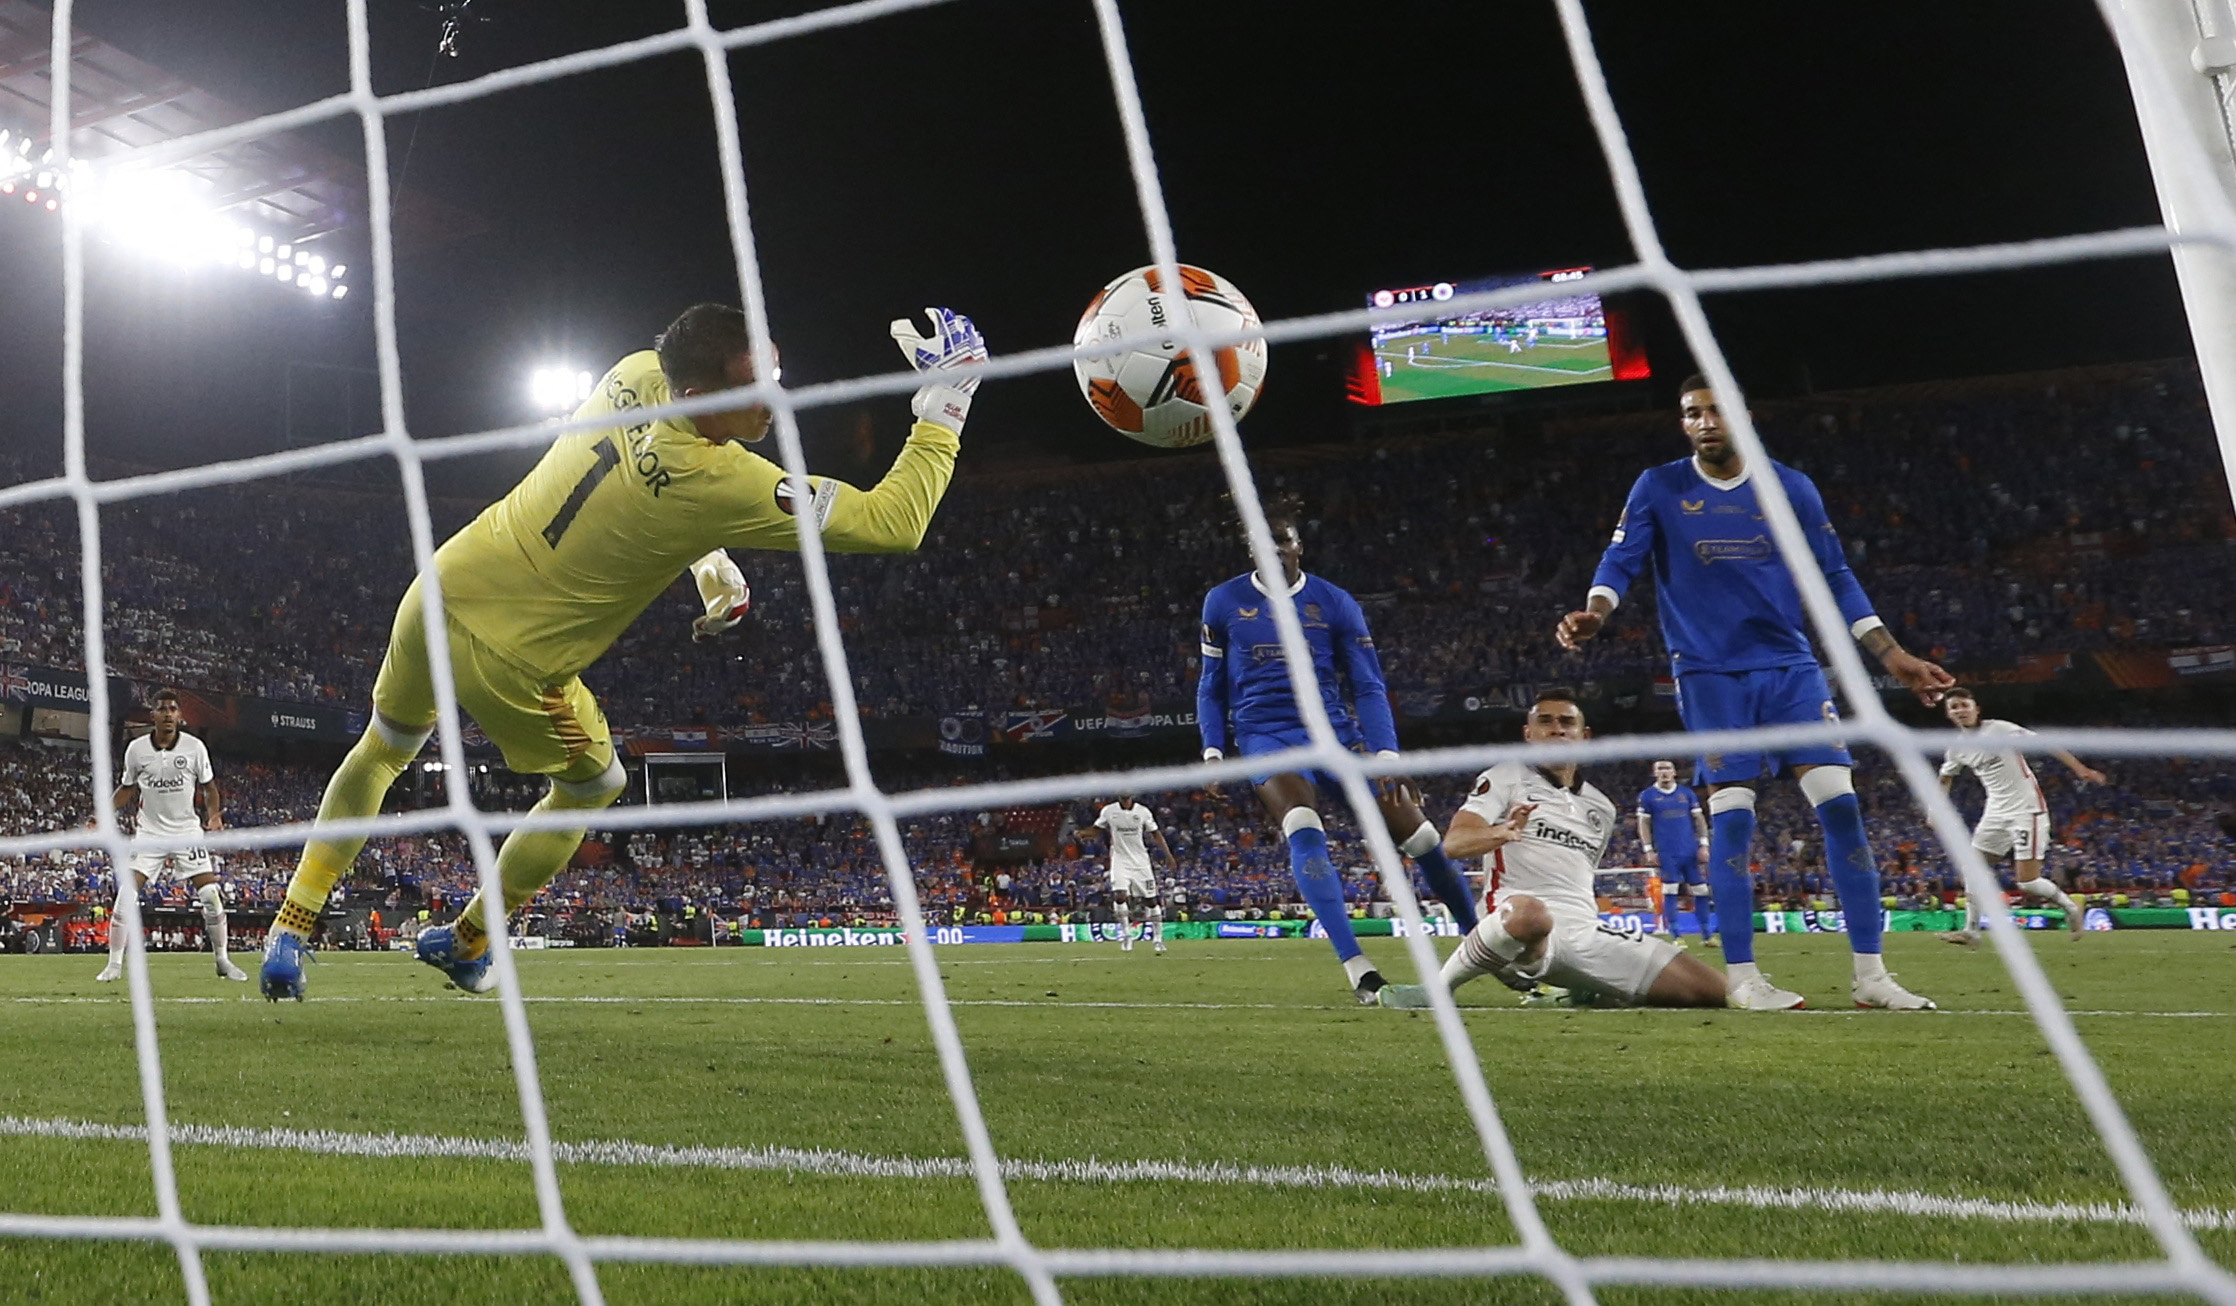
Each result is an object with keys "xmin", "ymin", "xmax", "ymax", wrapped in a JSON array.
[{"xmin": 2110, "ymin": 1, "xmax": 2236, "ymax": 511}]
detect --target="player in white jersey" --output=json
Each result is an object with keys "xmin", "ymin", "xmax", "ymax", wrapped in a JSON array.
[
  {"xmin": 1381, "ymin": 689, "xmax": 1727, "ymax": 1009},
  {"xmin": 100, "ymin": 689, "xmax": 244, "ymax": 982},
  {"xmin": 1937, "ymin": 688, "xmax": 2103, "ymax": 942},
  {"xmin": 1087, "ymin": 797, "xmax": 1176, "ymax": 952}
]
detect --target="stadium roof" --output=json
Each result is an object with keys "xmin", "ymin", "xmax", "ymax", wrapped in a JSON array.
[{"xmin": 0, "ymin": 0, "xmax": 480, "ymax": 252}]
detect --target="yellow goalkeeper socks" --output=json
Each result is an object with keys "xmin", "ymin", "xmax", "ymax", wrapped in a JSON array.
[
  {"xmin": 276, "ymin": 718, "xmax": 430, "ymax": 937},
  {"xmin": 453, "ymin": 758, "xmax": 625, "ymax": 959}
]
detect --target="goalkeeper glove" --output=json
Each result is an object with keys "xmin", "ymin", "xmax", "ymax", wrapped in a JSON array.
[
  {"xmin": 688, "ymin": 549, "xmax": 751, "ymax": 642},
  {"xmin": 889, "ymin": 307, "xmax": 986, "ymax": 435}
]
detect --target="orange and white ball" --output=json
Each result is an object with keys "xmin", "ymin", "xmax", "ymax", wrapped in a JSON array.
[{"xmin": 1072, "ymin": 264, "xmax": 1267, "ymax": 448}]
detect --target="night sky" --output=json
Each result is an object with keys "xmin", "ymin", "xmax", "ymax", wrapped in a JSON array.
[{"xmin": 0, "ymin": 0, "xmax": 2190, "ymax": 492}]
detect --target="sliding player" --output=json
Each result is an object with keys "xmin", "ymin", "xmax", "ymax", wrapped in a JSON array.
[
  {"xmin": 1087, "ymin": 796, "xmax": 1176, "ymax": 952},
  {"xmin": 260, "ymin": 303, "xmax": 984, "ymax": 1000},
  {"xmin": 1196, "ymin": 494, "xmax": 1479, "ymax": 1005},
  {"xmin": 101, "ymin": 689, "xmax": 246, "ymax": 982},
  {"xmin": 1938, "ymin": 687, "xmax": 2102, "ymax": 942},
  {"xmin": 1637, "ymin": 760, "xmax": 1712, "ymax": 943},
  {"xmin": 1380, "ymin": 689, "xmax": 1727, "ymax": 1010},
  {"xmin": 1557, "ymin": 374, "xmax": 1953, "ymax": 1011}
]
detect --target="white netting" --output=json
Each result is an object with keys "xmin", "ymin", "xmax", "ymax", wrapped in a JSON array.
[{"xmin": 6, "ymin": 0, "xmax": 2236, "ymax": 1301}]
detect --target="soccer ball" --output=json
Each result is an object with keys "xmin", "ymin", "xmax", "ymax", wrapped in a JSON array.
[{"xmin": 1072, "ymin": 264, "xmax": 1268, "ymax": 448}]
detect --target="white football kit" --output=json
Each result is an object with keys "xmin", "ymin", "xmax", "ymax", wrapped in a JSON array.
[
  {"xmin": 1940, "ymin": 719, "xmax": 2050, "ymax": 860},
  {"xmin": 1094, "ymin": 801, "xmax": 1159, "ymax": 897},
  {"xmin": 1461, "ymin": 760, "xmax": 1679, "ymax": 1004},
  {"xmin": 121, "ymin": 731, "xmax": 215, "ymax": 880}
]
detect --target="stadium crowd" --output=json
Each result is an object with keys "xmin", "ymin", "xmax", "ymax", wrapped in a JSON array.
[
  {"xmin": 4, "ymin": 737, "xmax": 2229, "ymax": 946},
  {"xmin": 2, "ymin": 364, "xmax": 2232, "ymax": 726}
]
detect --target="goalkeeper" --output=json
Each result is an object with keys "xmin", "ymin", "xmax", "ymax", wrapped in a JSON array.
[{"xmin": 260, "ymin": 302, "xmax": 984, "ymax": 1000}]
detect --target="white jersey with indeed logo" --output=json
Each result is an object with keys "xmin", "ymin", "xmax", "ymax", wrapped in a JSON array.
[
  {"xmin": 1094, "ymin": 802, "xmax": 1158, "ymax": 875},
  {"xmin": 1459, "ymin": 761, "xmax": 1617, "ymax": 922},
  {"xmin": 122, "ymin": 731, "xmax": 213, "ymax": 839},
  {"xmin": 1939, "ymin": 719, "xmax": 2045, "ymax": 815}
]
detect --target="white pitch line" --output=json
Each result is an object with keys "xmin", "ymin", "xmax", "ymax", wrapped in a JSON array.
[
  {"xmin": 4, "ymin": 994, "xmax": 2226, "ymax": 1017},
  {"xmin": 0, "ymin": 1113, "xmax": 2228, "ymax": 1234}
]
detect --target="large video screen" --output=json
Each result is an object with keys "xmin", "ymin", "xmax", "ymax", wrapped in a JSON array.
[{"xmin": 1350, "ymin": 266, "xmax": 1648, "ymax": 405}]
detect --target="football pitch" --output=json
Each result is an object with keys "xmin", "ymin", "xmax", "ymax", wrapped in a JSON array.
[
  {"xmin": 0, "ymin": 933, "xmax": 2229, "ymax": 1305},
  {"xmin": 1372, "ymin": 330, "xmax": 1615, "ymax": 401}
]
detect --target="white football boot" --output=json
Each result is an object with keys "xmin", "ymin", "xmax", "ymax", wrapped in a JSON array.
[
  {"xmin": 217, "ymin": 959, "xmax": 250, "ymax": 982},
  {"xmin": 1940, "ymin": 929, "xmax": 1980, "ymax": 948},
  {"xmin": 1725, "ymin": 971, "xmax": 1806, "ymax": 1011},
  {"xmin": 95, "ymin": 960, "xmax": 123, "ymax": 983},
  {"xmin": 1852, "ymin": 971, "xmax": 1936, "ymax": 1010}
]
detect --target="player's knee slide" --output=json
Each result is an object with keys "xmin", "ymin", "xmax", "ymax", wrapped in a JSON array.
[
  {"xmin": 1280, "ymin": 807, "xmax": 1324, "ymax": 838},
  {"xmin": 1798, "ymin": 766, "xmax": 1855, "ymax": 807},
  {"xmin": 371, "ymin": 715, "xmax": 434, "ymax": 756},
  {"xmin": 553, "ymin": 757, "xmax": 626, "ymax": 807},
  {"xmin": 1707, "ymin": 786, "xmax": 1756, "ymax": 815},
  {"xmin": 1398, "ymin": 821, "xmax": 1440, "ymax": 858}
]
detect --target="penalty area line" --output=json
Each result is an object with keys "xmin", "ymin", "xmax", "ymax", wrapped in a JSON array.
[{"xmin": 0, "ymin": 1114, "xmax": 2227, "ymax": 1233}]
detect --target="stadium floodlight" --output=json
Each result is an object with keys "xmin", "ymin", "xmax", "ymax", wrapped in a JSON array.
[{"xmin": 528, "ymin": 366, "xmax": 598, "ymax": 413}]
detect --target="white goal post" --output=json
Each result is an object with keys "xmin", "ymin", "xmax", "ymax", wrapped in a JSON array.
[{"xmin": 2107, "ymin": 0, "xmax": 2236, "ymax": 512}]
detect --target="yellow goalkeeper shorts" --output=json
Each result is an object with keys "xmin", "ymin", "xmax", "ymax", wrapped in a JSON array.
[{"xmin": 371, "ymin": 576, "xmax": 615, "ymax": 780}]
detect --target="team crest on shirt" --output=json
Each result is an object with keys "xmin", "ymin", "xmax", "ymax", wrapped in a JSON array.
[
  {"xmin": 173, "ymin": 756, "xmax": 188, "ymax": 772},
  {"xmin": 1585, "ymin": 808, "xmax": 1607, "ymax": 832},
  {"xmin": 1303, "ymin": 603, "xmax": 1322, "ymax": 624}
]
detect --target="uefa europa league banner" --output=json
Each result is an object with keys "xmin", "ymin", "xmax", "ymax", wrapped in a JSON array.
[{"xmin": 0, "ymin": 662, "xmax": 358, "ymax": 742}]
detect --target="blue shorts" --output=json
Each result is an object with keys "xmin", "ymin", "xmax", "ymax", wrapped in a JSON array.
[
  {"xmin": 1657, "ymin": 850, "xmax": 1705, "ymax": 889},
  {"xmin": 1674, "ymin": 664, "xmax": 1852, "ymax": 786},
  {"xmin": 1237, "ymin": 719, "xmax": 1365, "ymax": 790}
]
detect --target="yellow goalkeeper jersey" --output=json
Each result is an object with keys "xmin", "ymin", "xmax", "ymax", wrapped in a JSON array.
[{"xmin": 433, "ymin": 349, "xmax": 959, "ymax": 682}]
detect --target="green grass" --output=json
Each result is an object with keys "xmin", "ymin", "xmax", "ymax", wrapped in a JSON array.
[
  {"xmin": 1371, "ymin": 330, "xmax": 1614, "ymax": 400},
  {"xmin": 0, "ymin": 931, "xmax": 2229, "ymax": 1304}
]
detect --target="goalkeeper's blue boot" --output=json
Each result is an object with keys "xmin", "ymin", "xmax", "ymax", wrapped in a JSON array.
[
  {"xmin": 416, "ymin": 926, "xmax": 498, "ymax": 995},
  {"xmin": 260, "ymin": 933, "xmax": 306, "ymax": 1003}
]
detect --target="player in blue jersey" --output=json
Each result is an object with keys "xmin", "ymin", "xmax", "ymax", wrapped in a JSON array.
[
  {"xmin": 1636, "ymin": 760, "xmax": 1711, "ymax": 943},
  {"xmin": 1557, "ymin": 375, "xmax": 1954, "ymax": 1011},
  {"xmin": 1197, "ymin": 495, "xmax": 1480, "ymax": 1004}
]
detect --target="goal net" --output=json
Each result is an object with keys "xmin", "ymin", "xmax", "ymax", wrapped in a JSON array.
[{"xmin": 5, "ymin": 0, "xmax": 2235, "ymax": 1302}]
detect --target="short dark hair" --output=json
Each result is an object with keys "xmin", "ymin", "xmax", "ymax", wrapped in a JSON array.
[
  {"xmin": 655, "ymin": 303, "xmax": 756, "ymax": 392},
  {"xmin": 1221, "ymin": 490, "xmax": 1306, "ymax": 540},
  {"xmin": 151, "ymin": 688, "xmax": 181, "ymax": 707},
  {"xmin": 1532, "ymin": 686, "xmax": 1584, "ymax": 719},
  {"xmin": 1944, "ymin": 686, "xmax": 1976, "ymax": 704},
  {"xmin": 1678, "ymin": 372, "xmax": 1712, "ymax": 398}
]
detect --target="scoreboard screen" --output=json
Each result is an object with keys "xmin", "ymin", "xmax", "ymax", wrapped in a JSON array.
[{"xmin": 1348, "ymin": 266, "xmax": 1649, "ymax": 406}]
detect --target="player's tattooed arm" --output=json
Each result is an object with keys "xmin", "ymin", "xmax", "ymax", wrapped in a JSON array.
[
  {"xmin": 1441, "ymin": 804, "xmax": 1535, "ymax": 860},
  {"xmin": 1857, "ymin": 625, "xmax": 1955, "ymax": 705}
]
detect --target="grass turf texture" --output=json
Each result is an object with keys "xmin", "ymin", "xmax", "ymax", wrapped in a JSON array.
[
  {"xmin": 1371, "ymin": 330, "xmax": 1613, "ymax": 400},
  {"xmin": 0, "ymin": 931, "xmax": 2228, "ymax": 1304}
]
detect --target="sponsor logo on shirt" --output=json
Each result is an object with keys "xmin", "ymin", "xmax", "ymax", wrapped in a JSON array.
[
  {"xmin": 1681, "ymin": 498, "xmax": 1705, "ymax": 514},
  {"xmin": 1695, "ymin": 535, "xmax": 1775, "ymax": 564}
]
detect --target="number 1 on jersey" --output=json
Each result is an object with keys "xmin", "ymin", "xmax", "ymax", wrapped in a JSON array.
[{"xmin": 542, "ymin": 436, "xmax": 621, "ymax": 548}]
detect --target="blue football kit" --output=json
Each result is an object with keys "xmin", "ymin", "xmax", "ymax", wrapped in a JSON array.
[
  {"xmin": 1637, "ymin": 783, "xmax": 1704, "ymax": 886},
  {"xmin": 1195, "ymin": 569, "xmax": 1475, "ymax": 975},
  {"xmin": 1588, "ymin": 455, "xmax": 1888, "ymax": 964}
]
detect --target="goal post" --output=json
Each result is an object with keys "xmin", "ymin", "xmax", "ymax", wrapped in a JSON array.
[{"xmin": 2107, "ymin": 0, "xmax": 2236, "ymax": 510}]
